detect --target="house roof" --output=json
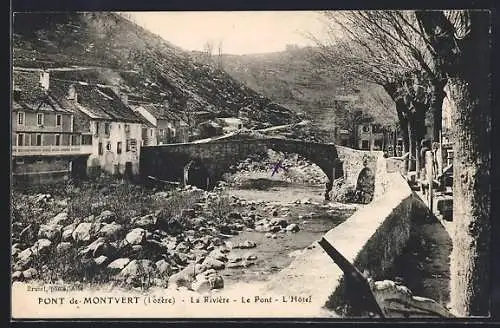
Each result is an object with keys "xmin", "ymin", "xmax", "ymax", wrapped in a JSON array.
[
  {"xmin": 137, "ymin": 103, "xmax": 185, "ymax": 123},
  {"xmin": 12, "ymin": 70, "xmax": 73, "ymax": 114},
  {"xmin": 50, "ymin": 79, "xmax": 143, "ymax": 123}
]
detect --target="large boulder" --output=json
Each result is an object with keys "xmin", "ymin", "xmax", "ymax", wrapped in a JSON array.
[
  {"xmin": 98, "ymin": 222, "xmax": 125, "ymax": 241},
  {"xmin": 72, "ymin": 222, "xmax": 98, "ymax": 243},
  {"xmin": 99, "ymin": 210, "xmax": 116, "ymax": 224},
  {"xmin": 208, "ymin": 249, "xmax": 228, "ymax": 262},
  {"xmin": 80, "ymin": 238, "xmax": 116, "ymax": 258},
  {"xmin": 167, "ymin": 263, "xmax": 197, "ymax": 289},
  {"xmin": 56, "ymin": 242, "xmax": 73, "ymax": 255},
  {"xmin": 37, "ymin": 224, "xmax": 62, "ymax": 242},
  {"xmin": 32, "ymin": 239, "xmax": 52, "ymax": 255},
  {"xmin": 125, "ymin": 228, "xmax": 147, "ymax": 245},
  {"xmin": 118, "ymin": 259, "xmax": 156, "ymax": 285},
  {"xmin": 270, "ymin": 217, "xmax": 288, "ymax": 228},
  {"xmin": 107, "ymin": 258, "xmax": 131, "ymax": 273},
  {"xmin": 235, "ymin": 240, "xmax": 257, "ymax": 249},
  {"xmin": 22, "ymin": 268, "xmax": 38, "ymax": 280},
  {"xmin": 48, "ymin": 212, "xmax": 70, "ymax": 226},
  {"xmin": 132, "ymin": 214, "xmax": 158, "ymax": 229},
  {"xmin": 285, "ymin": 223, "xmax": 300, "ymax": 232},
  {"xmin": 201, "ymin": 257, "xmax": 225, "ymax": 270},
  {"xmin": 155, "ymin": 259, "xmax": 173, "ymax": 277},
  {"xmin": 17, "ymin": 248, "xmax": 34, "ymax": 267}
]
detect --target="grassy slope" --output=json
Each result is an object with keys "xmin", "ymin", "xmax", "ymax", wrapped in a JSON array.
[{"xmin": 12, "ymin": 12, "xmax": 299, "ymax": 128}]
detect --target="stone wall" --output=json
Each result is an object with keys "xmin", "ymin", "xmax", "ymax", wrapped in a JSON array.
[
  {"xmin": 335, "ymin": 145, "xmax": 379, "ymax": 187},
  {"xmin": 259, "ymin": 158, "xmax": 420, "ymax": 317}
]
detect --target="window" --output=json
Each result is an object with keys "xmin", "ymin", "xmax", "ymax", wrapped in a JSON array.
[
  {"xmin": 17, "ymin": 134, "xmax": 24, "ymax": 146},
  {"xmin": 36, "ymin": 134, "xmax": 42, "ymax": 146},
  {"xmin": 361, "ymin": 140, "xmax": 369, "ymax": 150},
  {"xmin": 95, "ymin": 122, "xmax": 100, "ymax": 135},
  {"xmin": 126, "ymin": 139, "xmax": 130, "ymax": 152},
  {"xmin": 106, "ymin": 142, "xmax": 111, "ymax": 151},
  {"xmin": 98, "ymin": 142, "xmax": 103, "ymax": 155},
  {"xmin": 150, "ymin": 129, "xmax": 153, "ymax": 136},
  {"xmin": 55, "ymin": 134, "xmax": 61, "ymax": 146},
  {"xmin": 117, "ymin": 142, "xmax": 122, "ymax": 154},
  {"xmin": 17, "ymin": 112, "xmax": 25, "ymax": 125},
  {"xmin": 37, "ymin": 113, "xmax": 44, "ymax": 126},
  {"xmin": 56, "ymin": 114, "xmax": 62, "ymax": 126},
  {"xmin": 372, "ymin": 124, "xmax": 381, "ymax": 133},
  {"xmin": 362, "ymin": 125, "xmax": 370, "ymax": 133},
  {"xmin": 104, "ymin": 122, "xmax": 110, "ymax": 135},
  {"xmin": 159, "ymin": 129, "xmax": 164, "ymax": 136},
  {"xmin": 82, "ymin": 134, "xmax": 92, "ymax": 145}
]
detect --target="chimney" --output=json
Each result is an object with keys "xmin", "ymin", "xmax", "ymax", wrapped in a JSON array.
[
  {"xmin": 120, "ymin": 92, "xmax": 128, "ymax": 106},
  {"xmin": 111, "ymin": 86, "xmax": 128, "ymax": 105},
  {"xmin": 39, "ymin": 70, "xmax": 50, "ymax": 91},
  {"xmin": 67, "ymin": 84, "xmax": 78, "ymax": 102}
]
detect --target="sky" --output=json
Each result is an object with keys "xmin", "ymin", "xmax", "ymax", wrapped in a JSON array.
[{"xmin": 125, "ymin": 11, "xmax": 331, "ymax": 55}]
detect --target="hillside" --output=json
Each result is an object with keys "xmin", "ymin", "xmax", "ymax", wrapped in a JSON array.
[
  {"xmin": 190, "ymin": 46, "xmax": 398, "ymax": 139},
  {"xmin": 12, "ymin": 12, "xmax": 300, "ymax": 129}
]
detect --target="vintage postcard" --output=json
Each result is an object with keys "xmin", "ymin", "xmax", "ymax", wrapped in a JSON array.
[{"xmin": 10, "ymin": 10, "xmax": 492, "ymax": 320}]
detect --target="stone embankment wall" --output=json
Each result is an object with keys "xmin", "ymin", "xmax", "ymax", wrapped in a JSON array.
[{"xmin": 259, "ymin": 152, "xmax": 421, "ymax": 317}]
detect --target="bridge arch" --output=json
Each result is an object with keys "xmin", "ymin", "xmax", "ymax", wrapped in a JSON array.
[{"xmin": 140, "ymin": 136, "xmax": 341, "ymax": 199}]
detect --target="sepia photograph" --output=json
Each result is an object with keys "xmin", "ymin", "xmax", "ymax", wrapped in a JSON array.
[{"xmin": 10, "ymin": 9, "xmax": 492, "ymax": 320}]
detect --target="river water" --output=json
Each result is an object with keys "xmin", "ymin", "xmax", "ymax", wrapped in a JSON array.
[{"xmin": 219, "ymin": 172, "xmax": 358, "ymax": 285}]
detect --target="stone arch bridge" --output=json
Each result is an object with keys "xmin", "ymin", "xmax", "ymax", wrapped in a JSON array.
[{"xmin": 140, "ymin": 136, "xmax": 344, "ymax": 199}]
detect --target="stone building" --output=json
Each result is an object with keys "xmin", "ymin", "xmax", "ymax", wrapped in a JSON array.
[
  {"xmin": 11, "ymin": 69, "xmax": 91, "ymax": 185},
  {"xmin": 50, "ymin": 78, "xmax": 144, "ymax": 177},
  {"xmin": 132, "ymin": 103, "xmax": 189, "ymax": 145}
]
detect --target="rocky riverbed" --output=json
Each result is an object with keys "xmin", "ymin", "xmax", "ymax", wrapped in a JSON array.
[{"xmin": 11, "ymin": 152, "xmax": 359, "ymax": 294}]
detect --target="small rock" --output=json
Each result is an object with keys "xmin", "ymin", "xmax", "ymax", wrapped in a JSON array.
[
  {"xmin": 236, "ymin": 240, "xmax": 257, "ymax": 249},
  {"xmin": 12, "ymin": 271, "xmax": 23, "ymax": 281},
  {"xmin": 118, "ymin": 259, "xmax": 155, "ymax": 284},
  {"xmin": 265, "ymin": 232, "xmax": 272, "ymax": 238},
  {"xmin": 72, "ymin": 222, "xmax": 95, "ymax": 243},
  {"xmin": 208, "ymin": 249, "xmax": 228, "ymax": 262},
  {"xmin": 37, "ymin": 224, "xmax": 62, "ymax": 242},
  {"xmin": 202, "ymin": 257, "xmax": 225, "ymax": 270},
  {"xmin": 33, "ymin": 239, "xmax": 52, "ymax": 255},
  {"xmin": 99, "ymin": 210, "xmax": 116, "ymax": 223},
  {"xmin": 22, "ymin": 268, "xmax": 38, "ymax": 280},
  {"xmin": 168, "ymin": 263, "xmax": 197, "ymax": 288},
  {"xmin": 270, "ymin": 217, "xmax": 288, "ymax": 228},
  {"xmin": 285, "ymin": 223, "xmax": 300, "ymax": 232},
  {"xmin": 208, "ymin": 275, "xmax": 224, "ymax": 289},
  {"xmin": 107, "ymin": 258, "xmax": 131, "ymax": 273},
  {"xmin": 125, "ymin": 228, "xmax": 147, "ymax": 245},
  {"xmin": 17, "ymin": 248, "xmax": 33, "ymax": 265},
  {"xmin": 246, "ymin": 254, "xmax": 257, "ymax": 261},
  {"xmin": 99, "ymin": 222, "xmax": 125, "ymax": 241},
  {"xmin": 191, "ymin": 278, "xmax": 211, "ymax": 292},
  {"xmin": 226, "ymin": 262, "xmax": 244, "ymax": 269},
  {"xmin": 56, "ymin": 242, "xmax": 73, "ymax": 254},
  {"xmin": 155, "ymin": 259, "xmax": 173, "ymax": 276},
  {"xmin": 48, "ymin": 212, "xmax": 70, "ymax": 226},
  {"xmin": 132, "ymin": 214, "xmax": 158, "ymax": 229},
  {"xmin": 94, "ymin": 255, "xmax": 109, "ymax": 266},
  {"xmin": 271, "ymin": 234, "xmax": 278, "ymax": 239}
]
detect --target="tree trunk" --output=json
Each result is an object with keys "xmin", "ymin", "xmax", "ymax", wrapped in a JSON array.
[
  {"xmin": 430, "ymin": 85, "xmax": 446, "ymax": 142},
  {"xmin": 416, "ymin": 10, "xmax": 491, "ymax": 317}
]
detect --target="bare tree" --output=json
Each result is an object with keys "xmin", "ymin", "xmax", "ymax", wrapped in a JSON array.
[
  {"xmin": 312, "ymin": 11, "xmax": 447, "ymax": 170},
  {"xmin": 416, "ymin": 10, "xmax": 491, "ymax": 317},
  {"xmin": 203, "ymin": 41, "xmax": 215, "ymax": 63},
  {"xmin": 217, "ymin": 39, "xmax": 224, "ymax": 69}
]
